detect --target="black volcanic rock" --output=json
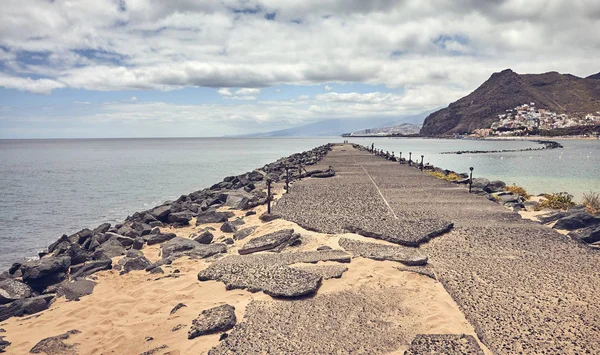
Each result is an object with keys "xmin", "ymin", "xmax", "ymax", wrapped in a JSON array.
[{"xmin": 421, "ymin": 69, "xmax": 600, "ymax": 136}]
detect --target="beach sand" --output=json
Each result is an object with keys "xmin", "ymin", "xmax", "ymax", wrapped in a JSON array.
[{"xmin": 1, "ymin": 187, "xmax": 491, "ymax": 355}]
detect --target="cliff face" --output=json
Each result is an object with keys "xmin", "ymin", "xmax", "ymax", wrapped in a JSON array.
[{"xmin": 420, "ymin": 69, "xmax": 600, "ymax": 136}]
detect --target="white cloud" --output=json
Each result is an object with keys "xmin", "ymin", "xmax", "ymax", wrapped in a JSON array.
[
  {"xmin": 130, "ymin": 96, "xmax": 138, "ymax": 101},
  {"xmin": 0, "ymin": 0, "xmax": 598, "ymax": 123},
  {"xmin": 218, "ymin": 88, "xmax": 233, "ymax": 96},
  {"xmin": 235, "ymin": 88, "xmax": 260, "ymax": 96},
  {"xmin": 0, "ymin": 74, "xmax": 65, "ymax": 94}
]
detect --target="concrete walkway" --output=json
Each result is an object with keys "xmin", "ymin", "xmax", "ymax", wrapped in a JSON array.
[{"xmin": 275, "ymin": 144, "xmax": 600, "ymax": 354}]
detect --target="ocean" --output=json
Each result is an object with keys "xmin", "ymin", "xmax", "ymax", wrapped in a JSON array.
[{"xmin": 1, "ymin": 137, "xmax": 599, "ymax": 269}]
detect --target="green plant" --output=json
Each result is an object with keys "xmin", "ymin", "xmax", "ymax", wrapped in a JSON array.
[
  {"xmin": 582, "ymin": 191, "xmax": 600, "ymax": 215},
  {"xmin": 535, "ymin": 192, "xmax": 577, "ymax": 211},
  {"xmin": 427, "ymin": 171, "xmax": 461, "ymax": 181},
  {"xmin": 505, "ymin": 184, "xmax": 531, "ymax": 200}
]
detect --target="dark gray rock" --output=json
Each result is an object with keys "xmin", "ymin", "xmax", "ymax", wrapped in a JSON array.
[
  {"xmin": 21, "ymin": 256, "xmax": 71, "ymax": 292},
  {"xmin": 0, "ymin": 294, "xmax": 54, "ymax": 322},
  {"xmin": 196, "ymin": 210, "xmax": 233, "ymax": 224},
  {"xmin": 0, "ymin": 335, "xmax": 9, "ymax": 352},
  {"xmin": 258, "ymin": 213, "xmax": 281, "ymax": 222},
  {"xmin": 238, "ymin": 229, "xmax": 295, "ymax": 255},
  {"xmin": 8, "ymin": 262, "xmax": 21, "ymax": 275},
  {"xmin": 47, "ymin": 235, "xmax": 71, "ymax": 254},
  {"xmin": 470, "ymin": 178, "xmax": 490, "ymax": 189},
  {"xmin": 92, "ymin": 223, "xmax": 111, "ymax": 235},
  {"xmin": 245, "ymin": 210, "xmax": 257, "ymax": 217},
  {"xmin": 0, "ymin": 279, "xmax": 33, "ymax": 304},
  {"xmin": 188, "ymin": 304, "xmax": 237, "ymax": 339},
  {"xmin": 105, "ymin": 232, "xmax": 135, "ymax": 247},
  {"xmin": 57, "ymin": 280, "xmax": 96, "ymax": 300},
  {"xmin": 193, "ymin": 231, "xmax": 214, "ymax": 244},
  {"xmin": 170, "ymin": 303, "xmax": 186, "ymax": 315},
  {"xmin": 577, "ymin": 225, "xmax": 600, "ymax": 244},
  {"xmin": 68, "ymin": 229, "xmax": 93, "ymax": 245},
  {"xmin": 168, "ymin": 212, "xmax": 193, "ymax": 226},
  {"xmin": 223, "ymin": 238, "xmax": 234, "ymax": 245},
  {"xmin": 404, "ymin": 334, "xmax": 484, "ymax": 355},
  {"xmin": 161, "ymin": 237, "xmax": 226, "ymax": 260},
  {"xmin": 233, "ymin": 227, "xmax": 256, "ymax": 241},
  {"xmin": 231, "ymin": 219, "xmax": 245, "ymax": 227},
  {"xmin": 126, "ymin": 250, "xmax": 143, "ymax": 258},
  {"xmin": 220, "ymin": 222, "xmax": 237, "ymax": 233},
  {"xmin": 339, "ymin": 238, "xmax": 427, "ymax": 266},
  {"xmin": 29, "ymin": 329, "xmax": 81, "ymax": 354},
  {"xmin": 93, "ymin": 238, "xmax": 126, "ymax": 258},
  {"xmin": 133, "ymin": 237, "xmax": 144, "ymax": 250},
  {"xmin": 553, "ymin": 212, "xmax": 600, "ymax": 230},
  {"xmin": 70, "ymin": 259, "xmax": 112, "ymax": 279},
  {"xmin": 316, "ymin": 246, "xmax": 332, "ymax": 251},
  {"xmin": 121, "ymin": 256, "xmax": 152, "ymax": 274},
  {"xmin": 150, "ymin": 205, "xmax": 171, "ymax": 222},
  {"xmin": 146, "ymin": 233, "xmax": 177, "ymax": 246},
  {"xmin": 484, "ymin": 180, "xmax": 506, "ymax": 193}
]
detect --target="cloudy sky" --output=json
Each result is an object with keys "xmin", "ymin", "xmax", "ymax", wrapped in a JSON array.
[{"xmin": 1, "ymin": 0, "xmax": 599, "ymax": 138}]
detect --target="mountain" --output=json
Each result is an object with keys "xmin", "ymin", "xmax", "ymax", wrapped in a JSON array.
[
  {"xmin": 241, "ymin": 111, "xmax": 432, "ymax": 137},
  {"xmin": 420, "ymin": 69, "xmax": 600, "ymax": 136},
  {"xmin": 349, "ymin": 123, "xmax": 422, "ymax": 136}
]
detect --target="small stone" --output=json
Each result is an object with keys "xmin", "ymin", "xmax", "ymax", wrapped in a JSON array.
[
  {"xmin": 193, "ymin": 231, "xmax": 214, "ymax": 244},
  {"xmin": 259, "ymin": 213, "xmax": 281, "ymax": 222},
  {"xmin": 316, "ymin": 246, "xmax": 332, "ymax": 251},
  {"xmin": 170, "ymin": 303, "xmax": 187, "ymax": 315},
  {"xmin": 220, "ymin": 222, "xmax": 238, "ymax": 233}
]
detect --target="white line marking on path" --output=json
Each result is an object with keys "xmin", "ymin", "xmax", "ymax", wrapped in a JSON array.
[{"xmin": 347, "ymin": 149, "xmax": 399, "ymax": 220}]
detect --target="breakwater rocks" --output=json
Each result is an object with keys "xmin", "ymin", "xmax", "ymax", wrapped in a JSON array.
[
  {"xmin": 440, "ymin": 139, "xmax": 563, "ymax": 154},
  {"xmin": 0, "ymin": 144, "xmax": 332, "ymax": 326}
]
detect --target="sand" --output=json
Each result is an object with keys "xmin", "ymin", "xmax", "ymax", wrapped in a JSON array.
[{"xmin": 0, "ymin": 185, "xmax": 492, "ymax": 355}]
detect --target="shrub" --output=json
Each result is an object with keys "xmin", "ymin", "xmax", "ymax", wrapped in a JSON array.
[
  {"xmin": 582, "ymin": 191, "xmax": 600, "ymax": 215},
  {"xmin": 505, "ymin": 184, "xmax": 531, "ymax": 200},
  {"xmin": 427, "ymin": 171, "xmax": 461, "ymax": 181},
  {"xmin": 535, "ymin": 192, "xmax": 577, "ymax": 211}
]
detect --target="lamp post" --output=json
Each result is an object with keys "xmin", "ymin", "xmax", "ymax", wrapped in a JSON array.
[
  {"xmin": 420, "ymin": 155, "xmax": 424, "ymax": 171},
  {"xmin": 469, "ymin": 167, "xmax": 474, "ymax": 193},
  {"xmin": 399, "ymin": 152, "xmax": 402, "ymax": 163},
  {"xmin": 408, "ymin": 152, "xmax": 412, "ymax": 166},
  {"xmin": 266, "ymin": 178, "xmax": 272, "ymax": 213}
]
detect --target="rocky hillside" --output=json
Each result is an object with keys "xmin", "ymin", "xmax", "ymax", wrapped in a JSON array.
[{"xmin": 420, "ymin": 69, "xmax": 600, "ymax": 136}]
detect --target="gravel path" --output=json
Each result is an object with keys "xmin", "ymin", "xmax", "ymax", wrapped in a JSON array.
[{"xmin": 275, "ymin": 144, "xmax": 600, "ymax": 354}]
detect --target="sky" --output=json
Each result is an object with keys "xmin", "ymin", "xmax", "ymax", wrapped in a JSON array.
[{"xmin": 0, "ymin": 0, "xmax": 599, "ymax": 138}]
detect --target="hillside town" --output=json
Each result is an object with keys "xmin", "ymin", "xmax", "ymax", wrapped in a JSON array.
[{"xmin": 472, "ymin": 103, "xmax": 600, "ymax": 137}]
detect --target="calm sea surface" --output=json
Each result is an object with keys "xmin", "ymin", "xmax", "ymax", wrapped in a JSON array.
[{"xmin": 1, "ymin": 137, "xmax": 599, "ymax": 269}]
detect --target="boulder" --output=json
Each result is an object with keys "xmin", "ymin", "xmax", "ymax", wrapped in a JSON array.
[
  {"xmin": 121, "ymin": 256, "xmax": 152, "ymax": 274},
  {"xmin": 117, "ymin": 224, "xmax": 141, "ymax": 238},
  {"xmin": 57, "ymin": 280, "xmax": 96, "ymax": 300},
  {"xmin": 47, "ymin": 235, "xmax": 71, "ymax": 254},
  {"xmin": 578, "ymin": 225, "xmax": 600, "ymax": 244},
  {"xmin": 150, "ymin": 205, "xmax": 172, "ymax": 222},
  {"xmin": 193, "ymin": 231, "xmax": 214, "ymax": 244},
  {"xmin": 258, "ymin": 213, "xmax": 281, "ymax": 222},
  {"xmin": 470, "ymin": 178, "xmax": 490, "ymax": 189},
  {"xmin": 220, "ymin": 222, "xmax": 237, "ymax": 233},
  {"xmin": 21, "ymin": 256, "xmax": 71, "ymax": 292},
  {"xmin": 70, "ymin": 259, "xmax": 112, "ymax": 279},
  {"xmin": 92, "ymin": 223, "xmax": 111, "ymax": 235},
  {"xmin": 196, "ymin": 210, "xmax": 233, "ymax": 225},
  {"xmin": 93, "ymin": 238, "xmax": 126, "ymax": 258},
  {"xmin": 224, "ymin": 192, "xmax": 252, "ymax": 210},
  {"xmin": 133, "ymin": 237, "xmax": 145, "ymax": 250},
  {"xmin": 484, "ymin": 180, "xmax": 506, "ymax": 193},
  {"xmin": 0, "ymin": 294, "xmax": 54, "ymax": 322},
  {"xmin": 233, "ymin": 227, "xmax": 256, "ymax": 241},
  {"xmin": 105, "ymin": 232, "xmax": 135, "ymax": 247},
  {"xmin": 553, "ymin": 212, "xmax": 600, "ymax": 230},
  {"xmin": 161, "ymin": 238, "xmax": 201, "ymax": 259},
  {"xmin": 238, "ymin": 229, "xmax": 294, "ymax": 255},
  {"xmin": 68, "ymin": 228, "xmax": 93, "ymax": 245},
  {"xmin": 66, "ymin": 243, "xmax": 90, "ymax": 266},
  {"xmin": 245, "ymin": 210, "xmax": 257, "ymax": 217},
  {"xmin": 168, "ymin": 212, "xmax": 193, "ymax": 226},
  {"xmin": 187, "ymin": 304, "xmax": 237, "ymax": 339},
  {"xmin": 8, "ymin": 262, "xmax": 21, "ymax": 275},
  {"xmin": 0, "ymin": 279, "xmax": 33, "ymax": 304},
  {"xmin": 231, "ymin": 219, "xmax": 246, "ymax": 227},
  {"xmin": 0, "ymin": 336, "xmax": 9, "ymax": 352},
  {"xmin": 146, "ymin": 233, "xmax": 177, "ymax": 246},
  {"xmin": 223, "ymin": 238, "xmax": 234, "ymax": 245}
]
